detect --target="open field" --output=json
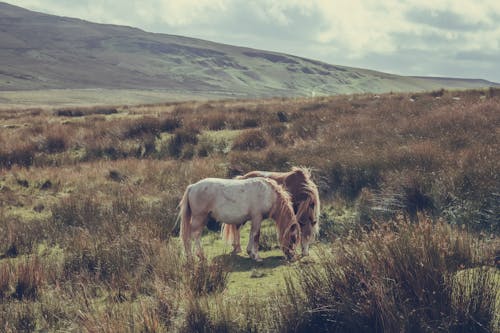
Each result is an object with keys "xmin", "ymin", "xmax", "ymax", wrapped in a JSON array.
[
  {"xmin": 0, "ymin": 88, "xmax": 499, "ymax": 332},
  {"xmin": 0, "ymin": 89, "xmax": 243, "ymax": 109}
]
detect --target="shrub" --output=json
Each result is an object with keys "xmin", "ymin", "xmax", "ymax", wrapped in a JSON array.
[
  {"xmin": 123, "ymin": 117, "xmax": 161, "ymax": 139},
  {"xmin": 134, "ymin": 134, "xmax": 156, "ymax": 158},
  {"xmin": 63, "ymin": 233, "xmax": 145, "ymax": 286},
  {"xmin": 93, "ymin": 107, "xmax": 118, "ymax": 115},
  {"xmin": 430, "ymin": 88, "xmax": 446, "ymax": 98},
  {"xmin": 0, "ymin": 219, "xmax": 52, "ymax": 258},
  {"xmin": 264, "ymin": 123, "xmax": 287, "ymax": 144},
  {"xmin": 166, "ymin": 128, "xmax": 199, "ymax": 158},
  {"xmin": 0, "ymin": 263, "xmax": 10, "ymax": 299},
  {"xmin": 0, "ymin": 302, "xmax": 37, "ymax": 332},
  {"xmin": 83, "ymin": 136, "xmax": 128, "ymax": 161},
  {"xmin": 44, "ymin": 133, "xmax": 67, "ymax": 154},
  {"xmin": 51, "ymin": 194, "xmax": 103, "ymax": 230},
  {"xmin": 488, "ymin": 87, "xmax": 499, "ymax": 98},
  {"xmin": 369, "ymin": 173, "xmax": 436, "ymax": 223},
  {"xmin": 240, "ymin": 117, "xmax": 260, "ymax": 128},
  {"xmin": 160, "ymin": 116, "xmax": 182, "ymax": 132},
  {"xmin": 54, "ymin": 109, "xmax": 85, "ymax": 117},
  {"xmin": 54, "ymin": 107, "xmax": 118, "ymax": 117},
  {"xmin": 12, "ymin": 257, "xmax": 45, "ymax": 300},
  {"xmin": 197, "ymin": 136, "xmax": 230, "ymax": 158},
  {"xmin": 227, "ymin": 146, "xmax": 290, "ymax": 177},
  {"xmin": 0, "ymin": 143, "xmax": 36, "ymax": 169},
  {"xmin": 183, "ymin": 298, "xmax": 213, "ymax": 333},
  {"xmin": 320, "ymin": 160, "xmax": 382, "ymax": 200},
  {"xmin": 289, "ymin": 119, "xmax": 319, "ymax": 140},
  {"xmin": 231, "ymin": 129, "xmax": 268, "ymax": 151},
  {"xmin": 206, "ymin": 114, "xmax": 227, "ymax": 131},
  {"xmin": 277, "ymin": 111, "xmax": 289, "ymax": 122},
  {"xmin": 450, "ymin": 268, "xmax": 499, "ymax": 332},
  {"xmin": 275, "ymin": 219, "xmax": 498, "ymax": 332},
  {"xmin": 183, "ymin": 257, "xmax": 229, "ymax": 296}
]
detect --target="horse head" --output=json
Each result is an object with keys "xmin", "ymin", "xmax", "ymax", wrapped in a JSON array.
[
  {"xmin": 264, "ymin": 178, "xmax": 301, "ymax": 260},
  {"xmin": 287, "ymin": 168, "xmax": 321, "ymax": 256},
  {"xmin": 296, "ymin": 196, "xmax": 319, "ymax": 256}
]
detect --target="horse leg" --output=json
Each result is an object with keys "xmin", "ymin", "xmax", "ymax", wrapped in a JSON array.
[
  {"xmin": 232, "ymin": 224, "xmax": 242, "ymax": 254},
  {"xmin": 184, "ymin": 238, "xmax": 192, "ymax": 258},
  {"xmin": 183, "ymin": 225, "xmax": 193, "ymax": 259},
  {"xmin": 191, "ymin": 215, "xmax": 207, "ymax": 259},
  {"xmin": 246, "ymin": 216, "xmax": 263, "ymax": 262}
]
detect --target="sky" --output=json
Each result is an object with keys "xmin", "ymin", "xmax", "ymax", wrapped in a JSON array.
[{"xmin": 7, "ymin": 0, "xmax": 500, "ymax": 82}]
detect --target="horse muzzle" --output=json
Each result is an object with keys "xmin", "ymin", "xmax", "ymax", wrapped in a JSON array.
[{"xmin": 284, "ymin": 248, "xmax": 297, "ymax": 261}]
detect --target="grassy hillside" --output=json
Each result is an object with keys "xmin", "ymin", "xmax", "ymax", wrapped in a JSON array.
[
  {"xmin": 0, "ymin": 88, "xmax": 499, "ymax": 331},
  {"xmin": 1, "ymin": 1, "xmax": 498, "ymax": 105}
]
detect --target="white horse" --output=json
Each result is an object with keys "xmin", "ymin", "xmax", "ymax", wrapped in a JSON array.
[{"xmin": 179, "ymin": 177, "xmax": 300, "ymax": 261}]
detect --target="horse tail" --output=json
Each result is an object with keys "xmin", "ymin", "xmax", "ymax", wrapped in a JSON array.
[
  {"xmin": 179, "ymin": 185, "xmax": 192, "ymax": 250},
  {"xmin": 221, "ymin": 223, "xmax": 237, "ymax": 244}
]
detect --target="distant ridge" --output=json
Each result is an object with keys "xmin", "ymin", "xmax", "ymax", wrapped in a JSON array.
[{"xmin": 0, "ymin": 1, "xmax": 498, "ymax": 103}]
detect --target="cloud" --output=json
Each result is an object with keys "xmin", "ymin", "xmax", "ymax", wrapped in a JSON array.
[{"xmin": 406, "ymin": 9, "xmax": 489, "ymax": 31}]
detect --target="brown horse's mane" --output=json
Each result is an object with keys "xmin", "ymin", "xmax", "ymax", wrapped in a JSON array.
[
  {"xmin": 262, "ymin": 178, "xmax": 300, "ymax": 252},
  {"xmin": 237, "ymin": 167, "xmax": 321, "ymax": 235},
  {"xmin": 284, "ymin": 167, "xmax": 321, "ymax": 235}
]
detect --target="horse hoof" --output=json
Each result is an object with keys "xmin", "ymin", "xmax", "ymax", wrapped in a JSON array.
[{"xmin": 255, "ymin": 257, "xmax": 263, "ymax": 262}]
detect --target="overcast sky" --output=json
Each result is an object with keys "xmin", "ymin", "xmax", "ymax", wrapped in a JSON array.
[{"xmin": 8, "ymin": 0, "xmax": 500, "ymax": 82}]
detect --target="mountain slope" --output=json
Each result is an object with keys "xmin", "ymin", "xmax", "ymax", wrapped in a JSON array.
[{"xmin": 0, "ymin": 2, "xmax": 498, "ymax": 100}]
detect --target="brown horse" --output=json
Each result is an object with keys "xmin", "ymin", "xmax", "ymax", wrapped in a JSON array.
[
  {"xmin": 179, "ymin": 177, "xmax": 300, "ymax": 261},
  {"xmin": 222, "ymin": 167, "xmax": 320, "ymax": 256}
]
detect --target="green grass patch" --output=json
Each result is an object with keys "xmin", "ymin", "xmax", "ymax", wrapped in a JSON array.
[{"xmin": 196, "ymin": 221, "xmax": 306, "ymax": 299}]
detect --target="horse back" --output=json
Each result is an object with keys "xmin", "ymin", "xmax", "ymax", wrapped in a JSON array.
[
  {"xmin": 239, "ymin": 170, "xmax": 304, "ymax": 202},
  {"xmin": 188, "ymin": 178, "xmax": 275, "ymax": 224}
]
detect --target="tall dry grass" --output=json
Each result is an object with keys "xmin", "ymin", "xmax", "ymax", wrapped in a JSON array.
[
  {"xmin": 0, "ymin": 88, "xmax": 499, "ymax": 331},
  {"xmin": 274, "ymin": 218, "xmax": 498, "ymax": 333}
]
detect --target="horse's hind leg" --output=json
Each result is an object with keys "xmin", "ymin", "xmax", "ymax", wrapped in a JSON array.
[
  {"xmin": 184, "ymin": 237, "xmax": 192, "ymax": 258},
  {"xmin": 246, "ymin": 216, "xmax": 263, "ymax": 262},
  {"xmin": 191, "ymin": 215, "xmax": 207, "ymax": 258},
  {"xmin": 232, "ymin": 224, "xmax": 242, "ymax": 254}
]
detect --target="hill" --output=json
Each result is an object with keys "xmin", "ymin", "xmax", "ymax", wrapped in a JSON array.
[{"xmin": 0, "ymin": 2, "xmax": 498, "ymax": 105}]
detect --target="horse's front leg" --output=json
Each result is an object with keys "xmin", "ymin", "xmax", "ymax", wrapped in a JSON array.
[{"xmin": 247, "ymin": 216, "xmax": 263, "ymax": 262}]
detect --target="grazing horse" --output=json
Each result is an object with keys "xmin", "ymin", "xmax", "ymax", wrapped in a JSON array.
[
  {"xmin": 179, "ymin": 177, "xmax": 300, "ymax": 261},
  {"xmin": 223, "ymin": 167, "xmax": 320, "ymax": 256}
]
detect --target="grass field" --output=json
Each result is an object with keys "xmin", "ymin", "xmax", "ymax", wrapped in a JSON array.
[
  {"xmin": 0, "ymin": 89, "xmax": 234, "ymax": 109},
  {"xmin": 0, "ymin": 88, "xmax": 499, "ymax": 332}
]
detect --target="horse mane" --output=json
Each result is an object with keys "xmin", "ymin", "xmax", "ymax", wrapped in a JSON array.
[
  {"xmin": 234, "ymin": 171, "xmax": 260, "ymax": 180},
  {"xmin": 289, "ymin": 167, "xmax": 321, "ymax": 236},
  {"xmin": 263, "ymin": 178, "xmax": 300, "ymax": 252}
]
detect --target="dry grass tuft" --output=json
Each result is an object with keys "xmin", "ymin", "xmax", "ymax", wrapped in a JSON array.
[
  {"xmin": 231, "ymin": 129, "xmax": 268, "ymax": 151},
  {"xmin": 275, "ymin": 218, "xmax": 499, "ymax": 332}
]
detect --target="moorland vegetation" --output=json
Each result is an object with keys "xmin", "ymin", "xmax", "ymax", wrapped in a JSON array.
[{"xmin": 0, "ymin": 88, "xmax": 498, "ymax": 332}]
